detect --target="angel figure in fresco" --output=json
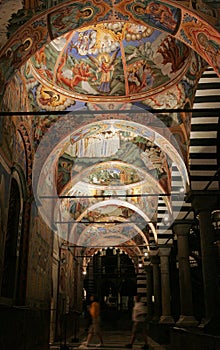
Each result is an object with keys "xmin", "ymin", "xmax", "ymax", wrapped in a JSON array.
[{"xmin": 87, "ymin": 49, "xmax": 119, "ymax": 93}]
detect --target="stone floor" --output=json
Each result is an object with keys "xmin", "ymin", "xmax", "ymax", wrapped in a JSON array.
[
  {"xmin": 50, "ymin": 330, "xmax": 167, "ymax": 350},
  {"xmin": 50, "ymin": 316, "xmax": 168, "ymax": 350}
]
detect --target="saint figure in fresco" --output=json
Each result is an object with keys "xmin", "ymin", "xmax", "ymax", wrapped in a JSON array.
[
  {"xmin": 197, "ymin": 32, "xmax": 220, "ymax": 74},
  {"xmin": 98, "ymin": 55, "xmax": 115, "ymax": 93},
  {"xmin": 87, "ymin": 49, "xmax": 119, "ymax": 93},
  {"xmin": 133, "ymin": 2, "xmax": 180, "ymax": 34}
]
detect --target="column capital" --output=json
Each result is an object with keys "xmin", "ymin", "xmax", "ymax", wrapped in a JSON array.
[
  {"xmin": 150, "ymin": 250, "xmax": 160, "ymax": 265},
  {"xmin": 172, "ymin": 220, "xmax": 194, "ymax": 236},
  {"xmin": 145, "ymin": 261, "xmax": 152, "ymax": 272},
  {"xmin": 158, "ymin": 247, "xmax": 171, "ymax": 257},
  {"xmin": 172, "ymin": 219, "xmax": 195, "ymax": 226},
  {"xmin": 186, "ymin": 190, "xmax": 220, "ymax": 213},
  {"xmin": 150, "ymin": 249, "xmax": 159, "ymax": 257}
]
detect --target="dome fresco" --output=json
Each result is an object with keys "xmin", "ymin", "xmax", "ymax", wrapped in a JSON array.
[{"xmin": 29, "ymin": 22, "xmax": 191, "ymax": 102}]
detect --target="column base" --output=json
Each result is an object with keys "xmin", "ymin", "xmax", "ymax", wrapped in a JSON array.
[
  {"xmin": 151, "ymin": 315, "xmax": 160, "ymax": 323},
  {"xmin": 198, "ymin": 317, "xmax": 210, "ymax": 329},
  {"xmin": 176, "ymin": 315, "xmax": 198, "ymax": 327},
  {"xmin": 198, "ymin": 318, "xmax": 220, "ymax": 335},
  {"xmin": 159, "ymin": 315, "xmax": 175, "ymax": 324}
]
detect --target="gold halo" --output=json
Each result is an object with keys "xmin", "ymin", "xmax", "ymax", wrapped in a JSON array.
[
  {"xmin": 80, "ymin": 7, "xmax": 93, "ymax": 18},
  {"xmin": 22, "ymin": 37, "xmax": 33, "ymax": 50}
]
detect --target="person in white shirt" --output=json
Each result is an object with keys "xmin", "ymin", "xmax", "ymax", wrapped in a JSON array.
[{"xmin": 125, "ymin": 294, "xmax": 149, "ymax": 349}]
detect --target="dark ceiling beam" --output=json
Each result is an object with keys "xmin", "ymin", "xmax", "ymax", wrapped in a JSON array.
[{"xmin": 1, "ymin": 108, "xmax": 220, "ymax": 116}]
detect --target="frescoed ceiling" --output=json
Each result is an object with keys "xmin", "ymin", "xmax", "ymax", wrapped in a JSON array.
[
  {"xmin": 29, "ymin": 22, "xmax": 191, "ymax": 102},
  {"xmin": 32, "ymin": 113, "xmax": 187, "ymax": 250},
  {"xmin": 0, "ymin": 0, "xmax": 219, "ymax": 253}
]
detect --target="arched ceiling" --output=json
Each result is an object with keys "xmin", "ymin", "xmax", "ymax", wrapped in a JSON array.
[
  {"xmin": 32, "ymin": 112, "xmax": 187, "ymax": 249},
  {"xmin": 29, "ymin": 22, "xmax": 191, "ymax": 102},
  {"xmin": 0, "ymin": 0, "xmax": 220, "ymax": 96},
  {"xmin": 0, "ymin": 0, "xmax": 219, "ymax": 255}
]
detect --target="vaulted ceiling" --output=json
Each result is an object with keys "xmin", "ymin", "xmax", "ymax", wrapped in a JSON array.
[{"xmin": 0, "ymin": 0, "xmax": 219, "ymax": 257}]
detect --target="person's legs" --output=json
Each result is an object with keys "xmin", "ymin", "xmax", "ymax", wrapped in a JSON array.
[
  {"xmin": 86, "ymin": 323, "xmax": 94, "ymax": 345},
  {"xmin": 125, "ymin": 322, "xmax": 137, "ymax": 348},
  {"xmin": 93, "ymin": 318, "xmax": 104, "ymax": 346},
  {"xmin": 141, "ymin": 322, "xmax": 149, "ymax": 349},
  {"xmin": 97, "ymin": 331, "xmax": 104, "ymax": 345},
  {"xmin": 86, "ymin": 332, "xmax": 93, "ymax": 345},
  {"xmin": 130, "ymin": 333, "xmax": 136, "ymax": 345}
]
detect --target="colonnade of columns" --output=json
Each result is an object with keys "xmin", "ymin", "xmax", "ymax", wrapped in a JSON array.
[{"xmin": 145, "ymin": 190, "xmax": 220, "ymax": 333}]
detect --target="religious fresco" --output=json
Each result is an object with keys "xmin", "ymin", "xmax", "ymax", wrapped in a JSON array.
[
  {"xmin": 0, "ymin": 165, "xmax": 10, "ymax": 240},
  {"xmin": 47, "ymin": 2, "xmax": 101, "ymax": 39},
  {"xmin": 72, "ymin": 223, "xmax": 149, "ymax": 248},
  {"xmin": 190, "ymin": 0, "xmax": 220, "ymax": 27},
  {"xmin": 179, "ymin": 12, "xmax": 220, "ymax": 75},
  {"xmin": 29, "ymin": 23, "xmax": 191, "ymax": 101},
  {"xmin": 58, "ymin": 158, "xmax": 146, "ymax": 194},
  {"xmin": 33, "ymin": 110, "xmax": 188, "ymax": 196},
  {"xmin": 0, "ymin": 116, "xmax": 15, "ymax": 162},
  {"xmin": 54, "ymin": 148, "xmax": 173, "ymax": 245},
  {"xmin": 58, "ymin": 167, "xmax": 162, "ymax": 218},
  {"xmin": 27, "ymin": 204, "xmax": 53, "ymax": 301},
  {"xmin": 59, "ymin": 126, "xmax": 171, "ymax": 190},
  {"xmin": 0, "ymin": 15, "xmax": 49, "ymax": 92},
  {"xmin": 0, "ymin": 166, "xmax": 11, "ymax": 282},
  {"xmin": 83, "ymin": 162, "xmax": 145, "ymax": 186},
  {"xmin": 14, "ymin": 131, "xmax": 27, "ymax": 178},
  {"xmin": 67, "ymin": 198, "xmax": 158, "ymax": 242},
  {"xmin": 35, "ymin": 85, "xmax": 75, "ymax": 111},
  {"xmin": 0, "ymin": 1, "xmax": 211, "ymax": 249},
  {"xmin": 32, "ymin": 111, "xmax": 188, "ymax": 244},
  {"xmin": 2, "ymin": 0, "xmax": 219, "ymax": 48},
  {"xmin": 0, "ymin": 0, "xmax": 220, "ymax": 99},
  {"xmin": 2, "ymin": 71, "xmax": 30, "ymax": 112},
  {"xmin": 19, "ymin": 61, "xmax": 77, "ymax": 113},
  {"xmin": 57, "ymin": 155, "xmax": 74, "ymax": 194},
  {"xmin": 128, "ymin": 1, "xmax": 181, "ymax": 35}
]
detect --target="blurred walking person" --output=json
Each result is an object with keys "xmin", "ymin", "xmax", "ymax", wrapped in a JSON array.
[
  {"xmin": 125, "ymin": 294, "xmax": 149, "ymax": 349},
  {"xmin": 81, "ymin": 295, "xmax": 104, "ymax": 348}
]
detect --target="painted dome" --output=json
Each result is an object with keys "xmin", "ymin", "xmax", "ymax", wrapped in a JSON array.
[{"xmin": 29, "ymin": 21, "xmax": 191, "ymax": 103}]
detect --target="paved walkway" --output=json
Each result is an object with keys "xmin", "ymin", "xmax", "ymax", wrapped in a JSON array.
[{"xmin": 50, "ymin": 316, "xmax": 168, "ymax": 350}]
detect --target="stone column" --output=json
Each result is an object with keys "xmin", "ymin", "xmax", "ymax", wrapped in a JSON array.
[
  {"xmin": 173, "ymin": 220, "xmax": 198, "ymax": 327},
  {"xmin": 187, "ymin": 190, "xmax": 220, "ymax": 332},
  {"xmin": 145, "ymin": 261, "xmax": 153, "ymax": 320},
  {"xmin": 150, "ymin": 251, "xmax": 161, "ymax": 322},
  {"xmin": 158, "ymin": 247, "xmax": 174, "ymax": 324}
]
